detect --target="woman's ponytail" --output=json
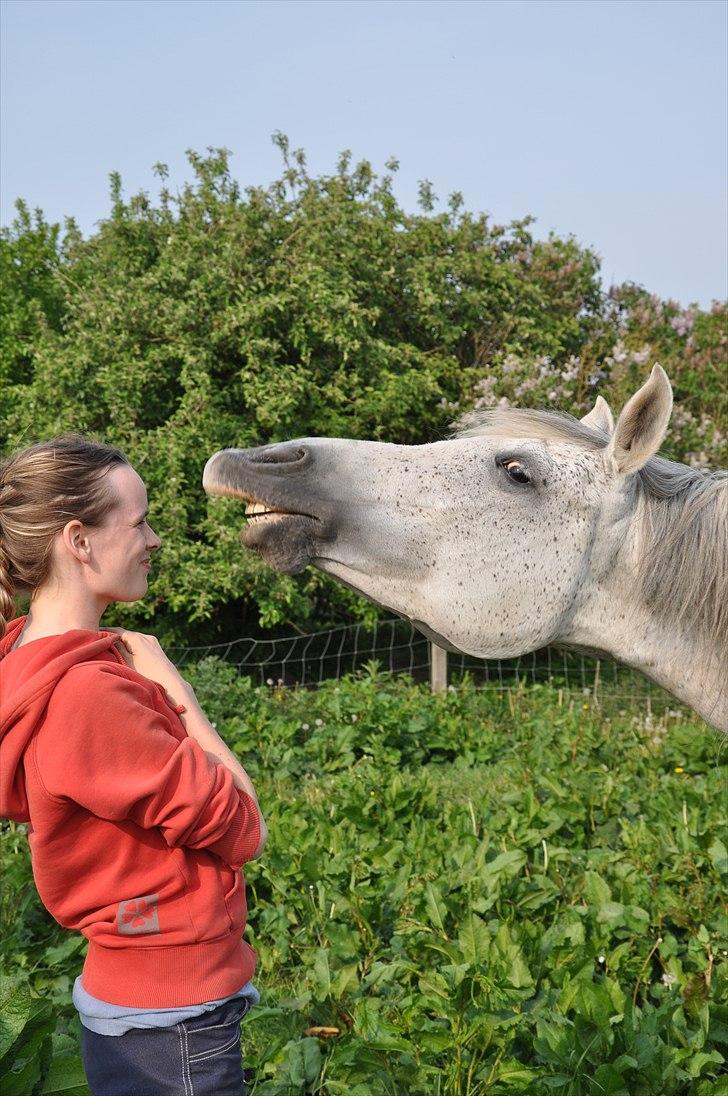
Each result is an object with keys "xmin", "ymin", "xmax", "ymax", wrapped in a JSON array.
[{"xmin": 0, "ymin": 535, "xmax": 15, "ymax": 641}]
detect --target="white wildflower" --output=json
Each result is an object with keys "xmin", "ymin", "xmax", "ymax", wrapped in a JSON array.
[{"xmin": 612, "ymin": 340, "xmax": 628, "ymax": 364}]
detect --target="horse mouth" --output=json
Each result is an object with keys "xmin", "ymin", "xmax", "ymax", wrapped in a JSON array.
[
  {"xmin": 203, "ymin": 450, "xmax": 326, "ymax": 574},
  {"xmin": 243, "ymin": 502, "xmax": 313, "ymax": 526},
  {"xmin": 202, "ymin": 472, "xmax": 318, "ymax": 527},
  {"xmin": 204, "ymin": 484, "xmax": 320, "ymax": 575}
]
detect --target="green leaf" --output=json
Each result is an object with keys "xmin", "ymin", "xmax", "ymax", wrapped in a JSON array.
[
  {"xmin": 481, "ymin": 848, "xmax": 527, "ymax": 887},
  {"xmin": 424, "ymin": 882, "xmax": 448, "ymax": 933},
  {"xmin": 685, "ymin": 1049, "xmax": 725, "ymax": 1078},
  {"xmin": 311, "ymin": 947, "xmax": 331, "ymax": 1001},
  {"xmin": 584, "ymin": 871, "xmax": 612, "ymax": 905},
  {"xmin": 457, "ymin": 912, "xmax": 490, "ymax": 965},
  {"xmin": 708, "ymin": 838, "xmax": 728, "ymax": 876},
  {"xmin": 278, "ymin": 1036, "xmax": 322, "ymax": 1087}
]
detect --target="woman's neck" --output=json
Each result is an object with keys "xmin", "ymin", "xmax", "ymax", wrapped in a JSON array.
[{"xmin": 22, "ymin": 586, "xmax": 108, "ymax": 638}]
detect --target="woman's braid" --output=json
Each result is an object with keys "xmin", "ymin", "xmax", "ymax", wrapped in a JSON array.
[{"xmin": 0, "ymin": 468, "xmax": 16, "ymax": 638}]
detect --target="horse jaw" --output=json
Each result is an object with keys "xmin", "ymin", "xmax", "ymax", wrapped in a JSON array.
[{"xmin": 314, "ymin": 557, "xmax": 465, "ymax": 654}]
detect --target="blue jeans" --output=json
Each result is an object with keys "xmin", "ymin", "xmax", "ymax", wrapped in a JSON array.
[{"xmin": 80, "ymin": 996, "xmax": 253, "ymax": 1095}]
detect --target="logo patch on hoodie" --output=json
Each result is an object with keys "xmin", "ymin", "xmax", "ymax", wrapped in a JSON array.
[{"xmin": 117, "ymin": 894, "xmax": 161, "ymax": 935}]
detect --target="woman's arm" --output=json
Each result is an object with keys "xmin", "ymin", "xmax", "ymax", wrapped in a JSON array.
[
  {"xmin": 175, "ymin": 688, "xmax": 268, "ymax": 857},
  {"xmin": 107, "ymin": 628, "xmax": 268, "ymax": 858}
]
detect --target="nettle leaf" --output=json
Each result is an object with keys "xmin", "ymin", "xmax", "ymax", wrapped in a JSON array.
[
  {"xmin": 708, "ymin": 838, "xmax": 728, "ymax": 877},
  {"xmin": 597, "ymin": 901, "xmax": 627, "ymax": 925},
  {"xmin": 458, "ymin": 913, "xmax": 490, "ymax": 965},
  {"xmin": 584, "ymin": 871, "xmax": 613, "ymax": 906},
  {"xmin": 311, "ymin": 948, "xmax": 331, "ymax": 1001},
  {"xmin": 0, "ymin": 974, "xmax": 54, "ymax": 1081},
  {"xmin": 424, "ymin": 882, "xmax": 448, "ymax": 933},
  {"xmin": 0, "ymin": 974, "xmax": 32, "ymax": 1062},
  {"xmin": 278, "ymin": 1036, "xmax": 322, "ymax": 1087},
  {"xmin": 481, "ymin": 848, "xmax": 527, "ymax": 889},
  {"xmin": 534, "ymin": 1015, "xmax": 576, "ymax": 1065},
  {"xmin": 417, "ymin": 972, "xmax": 450, "ymax": 1003},
  {"xmin": 591, "ymin": 1062, "xmax": 631, "ymax": 1095}
]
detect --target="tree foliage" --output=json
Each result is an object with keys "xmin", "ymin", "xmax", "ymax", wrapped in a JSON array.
[{"xmin": 1, "ymin": 139, "xmax": 725, "ymax": 644}]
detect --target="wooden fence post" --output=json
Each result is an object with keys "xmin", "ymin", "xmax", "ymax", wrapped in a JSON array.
[{"xmin": 430, "ymin": 643, "xmax": 448, "ymax": 694}]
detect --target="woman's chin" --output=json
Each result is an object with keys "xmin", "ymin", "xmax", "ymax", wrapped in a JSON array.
[{"xmin": 110, "ymin": 577, "xmax": 150, "ymax": 603}]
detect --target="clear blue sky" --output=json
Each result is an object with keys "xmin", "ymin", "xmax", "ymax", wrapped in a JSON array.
[{"xmin": 2, "ymin": 0, "xmax": 726, "ymax": 308}]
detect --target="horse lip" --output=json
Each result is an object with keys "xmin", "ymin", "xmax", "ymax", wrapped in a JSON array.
[
  {"xmin": 203, "ymin": 451, "xmax": 322, "ymax": 523},
  {"xmin": 211, "ymin": 483, "xmax": 320, "ymax": 523}
]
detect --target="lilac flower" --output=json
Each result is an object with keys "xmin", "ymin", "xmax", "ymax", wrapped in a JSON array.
[
  {"xmin": 612, "ymin": 341, "xmax": 628, "ymax": 364},
  {"xmin": 671, "ymin": 311, "xmax": 695, "ymax": 336}
]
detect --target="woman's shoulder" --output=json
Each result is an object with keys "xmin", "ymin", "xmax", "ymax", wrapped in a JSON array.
[{"xmin": 51, "ymin": 657, "xmax": 161, "ymax": 709}]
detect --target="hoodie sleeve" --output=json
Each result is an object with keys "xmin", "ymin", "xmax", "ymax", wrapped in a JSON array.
[{"xmin": 34, "ymin": 664, "xmax": 261, "ymax": 871}]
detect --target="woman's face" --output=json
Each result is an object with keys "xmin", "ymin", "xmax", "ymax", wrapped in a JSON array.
[{"xmin": 70, "ymin": 463, "xmax": 162, "ymax": 604}]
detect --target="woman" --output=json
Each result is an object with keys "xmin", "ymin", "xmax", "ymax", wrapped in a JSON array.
[{"xmin": 0, "ymin": 434, "xmax": 267, "ymax": 1095}]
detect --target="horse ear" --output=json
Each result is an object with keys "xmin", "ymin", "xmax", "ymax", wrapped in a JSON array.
[
  {"xmin": 606, "ymin": 364, "xmax": 673, "ymax": 475},
  {"xmin": 581, "ymin": 395, "xmax": 614, "ymax": 436}
]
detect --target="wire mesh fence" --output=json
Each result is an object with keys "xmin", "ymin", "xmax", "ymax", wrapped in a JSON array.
[{"xmin": 167, "ymin": 615, "xmax": 658, "ymax": 701}]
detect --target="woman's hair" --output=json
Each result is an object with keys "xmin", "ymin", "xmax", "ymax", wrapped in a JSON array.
[{"xmin": 0, "ymin": 433, "xmax": 130, "ymax": 640}]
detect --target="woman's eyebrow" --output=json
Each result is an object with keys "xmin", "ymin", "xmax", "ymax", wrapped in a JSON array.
[{"xmin": 133, "ymin": 508, "xmax": 149, "ymax": 522}]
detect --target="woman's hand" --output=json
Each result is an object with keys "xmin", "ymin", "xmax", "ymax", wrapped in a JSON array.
[{"xmin": 106, "ymin": 628, "xmax": 194, "ymax": 709}]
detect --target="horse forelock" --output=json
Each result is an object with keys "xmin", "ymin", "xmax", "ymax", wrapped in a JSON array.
[
  {"xmin": 449, "ymin": 405, "xmax": 728, "ymax": 653},
  {"xmin": 449, "ymin": 406, "xmax": 610, "ymax": 449}
]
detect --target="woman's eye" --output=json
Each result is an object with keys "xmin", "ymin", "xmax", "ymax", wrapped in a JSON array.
[{"xmin": 503, "ymin": 460, "xmax": 531, "ymax": 485}]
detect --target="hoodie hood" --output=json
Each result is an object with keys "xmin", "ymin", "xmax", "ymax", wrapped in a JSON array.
[{"xmin": 0, "ymin": 616, "xmax": 125, "ymax": 822}]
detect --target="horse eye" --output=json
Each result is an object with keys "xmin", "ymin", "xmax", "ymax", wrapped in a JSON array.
[{"xmin": 503, "ymin": 460, "xmax": 531, "ymax": 485}]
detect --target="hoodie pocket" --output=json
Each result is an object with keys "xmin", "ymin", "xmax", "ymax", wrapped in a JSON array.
[
  {"xmin": 182, "ymin": 850, "xmax": 240, "ymax": 941},
  {"xmin": 220, "ymin": 864, "xmax": 245, "ymax": 932}
]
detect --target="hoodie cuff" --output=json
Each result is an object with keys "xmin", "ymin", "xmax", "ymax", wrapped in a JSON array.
[{"xmin": 205, "ymin": 789, "xmax": 262, "ymax": 870}]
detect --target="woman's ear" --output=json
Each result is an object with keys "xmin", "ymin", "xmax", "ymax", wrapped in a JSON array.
[
  {"xmin": 61, "ymin": 519, "xmax": 92, "ymax": 563},
  {"xmin": 606, "ymin": 364, "xmax": 673, "ymax": 475}
]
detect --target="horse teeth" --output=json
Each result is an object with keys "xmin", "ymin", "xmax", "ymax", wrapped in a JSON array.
[{"xmin": 245, "ymin": 503, "xmax": 274, "ymax": 515}]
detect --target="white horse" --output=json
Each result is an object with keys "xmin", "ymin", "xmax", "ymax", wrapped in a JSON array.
[{"xmin": 203, "ymin": 365, "xmax": 727, "ymax": 732}]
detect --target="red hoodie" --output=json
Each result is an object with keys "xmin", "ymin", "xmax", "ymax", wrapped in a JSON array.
[{"xmin": 0, "ymin": 616, "xmax": 261, "ymax": 1008}]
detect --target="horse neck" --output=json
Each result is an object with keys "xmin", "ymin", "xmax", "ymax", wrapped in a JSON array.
[{"xmin": 563, "ymin": 539, "xmax": 727, "ymax": 734}]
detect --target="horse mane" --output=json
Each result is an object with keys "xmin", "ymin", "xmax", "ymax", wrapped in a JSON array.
[{"xmin": 450, "ymin": 406, "xmax": 728, "ymax": 652}]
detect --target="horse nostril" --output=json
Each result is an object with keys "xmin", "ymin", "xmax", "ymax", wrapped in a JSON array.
[{"xmin": 252, "ymin": 445, "xmax": 308, "ymax": 466}]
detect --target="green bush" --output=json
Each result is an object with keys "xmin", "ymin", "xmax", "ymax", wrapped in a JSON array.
[{"xmin": 1, "ymin": 138, "xmax": 725, "ymax": 644}]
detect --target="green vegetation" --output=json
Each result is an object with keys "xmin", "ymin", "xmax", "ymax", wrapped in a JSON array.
[
  {"xmin": 1, "ymin": 139, "xmax": 725, "ymax": 644},
  {"xmin": 1, "ymin": 668, "xmax": 725, "ymax": 1094}
]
